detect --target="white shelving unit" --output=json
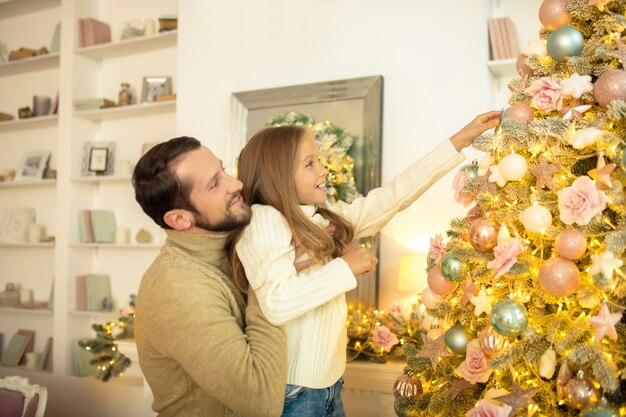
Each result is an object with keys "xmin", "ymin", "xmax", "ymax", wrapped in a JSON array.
[{"xmin": 0, "ymin": 0, "xmax": 177, "ymax": 395}]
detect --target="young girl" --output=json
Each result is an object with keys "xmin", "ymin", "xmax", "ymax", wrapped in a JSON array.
[{"xmin": 230, "ymin": 110, "xmax": 500, "ymax": 417}]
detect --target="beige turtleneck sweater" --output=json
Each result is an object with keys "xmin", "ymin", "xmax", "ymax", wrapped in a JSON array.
[{"xmin": 135, "ymin": 229, "xmax": 287, "ymax": 417}]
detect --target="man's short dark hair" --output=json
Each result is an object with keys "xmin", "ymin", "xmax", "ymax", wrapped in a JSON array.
[{"xmin": 132, "ymin": 136, "xmax": 201, "ymax": 229}]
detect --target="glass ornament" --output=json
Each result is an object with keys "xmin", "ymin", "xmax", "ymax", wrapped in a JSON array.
[
  {"xmin": 393, "ymin": 374, "xmax": 423, "ymax": 398},
  {"xmin": 539, "ymin": 0, "xmax": 572, "ymax": 30},
  {"xmin": 521, "ymin": 204, "xmax": 552, "ymax": 233},
  {"xmin": 444, "ymin": 323, "xmax": 475, "ymax": 355},
  {"xmin": 478, "ymin": 324, "xmax": 511, "ymax": 358},
  {"xmin": 594, "ymin": 70, "xmax": 626, "ymax": 107},
  {"xmin": 565, "ymin": 371, "xmax": 599, "ymax": 410},
  {"xmin": 554, "ymin": 229, "xmax": 587, "ymax": 260},
  {"xmin": 498, "ymin": 152, "xmax": 528, "ymax": 181},
  {"xmin": 440, "ymin": 252, "xmax": 467, "ymax": 282},
  {"xmin": 581, "ymin": 398, "xmax": 619, "ymax": 417},
  {"xmin": 547, "ymin": 26, "xmax": 584, "ymax": 61},
  {"xmin": 469, "ymin": 218, "xmax": 499, "ymax": 252},
  {"xmin": 490, "ymin": 299, "xmax": 528, "ymax": 337},
  {"xmin": 427, "ymin": 264, "xmax": 458, "ymax": 296},
  {"xmin": 538, "ymin": 257, "xmax": 580, "ymax": 297}
]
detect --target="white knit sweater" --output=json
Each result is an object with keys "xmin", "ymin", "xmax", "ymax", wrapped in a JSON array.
[{"xmin": 236, "ymin": 139, "xmax": 464, "ymax": 389}]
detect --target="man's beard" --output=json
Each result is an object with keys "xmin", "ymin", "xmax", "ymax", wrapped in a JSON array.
[{"xmin": 192, "ymin": 196, "xmax": 252, "ymax": 233}]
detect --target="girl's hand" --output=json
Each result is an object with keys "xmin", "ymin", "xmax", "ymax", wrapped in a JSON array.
[
  {"xmin": 449, "ymin": 110, "xmax": 502, "ymax": 152},
  {"xmin": 341, "ymin": 243, "xmax": 378, "ymax": 276}
]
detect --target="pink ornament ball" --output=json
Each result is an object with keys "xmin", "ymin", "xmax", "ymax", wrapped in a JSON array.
[
  {"xmin": 554, "ymin": 229, "xmax": 587, "ymax": 260},
  {"xmin": 594, "ymin": 70, "xmax": 626, "ymax": 106},
  {"xmin": 427, "ymin": 264, "xmax": 458, "ymax": 296},
  {"xmin": 516, "ymin": 54, "xmax": 533, "ymax": 77},
  {"xmin": 507, "ymin": 103, "xmax": 535, "ymax": 123},
  {"xmin": 539, "ymin": 0, "xmax": 572, "ymax": 30},
  {"xmin": 538, "ymin": 257, "xmax": 580, "ymax": 297},
  {"xmin": 469, "ymin": 218, "xmax": 499, "ymax": 252}
]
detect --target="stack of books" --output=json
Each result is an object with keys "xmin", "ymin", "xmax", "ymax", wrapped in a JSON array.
[
  {"xmin": 78, "ymin": 18, "xmax": 111, "ymax": 48},
  {"xmin": 75, "ymin": 274, "xmax": 112, "ymax": 312},
  {"xmin": 78, "ymin": 209, "xmax": 116, "ymax": 243},
  {"xmin": 487, "ymin": 17, "xmax": 519, "ymax": 60}
]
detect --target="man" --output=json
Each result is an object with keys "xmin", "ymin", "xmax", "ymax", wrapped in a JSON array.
[{"xmin": 132, "ymin": 136, "xmax": 287, "ymax": 417}]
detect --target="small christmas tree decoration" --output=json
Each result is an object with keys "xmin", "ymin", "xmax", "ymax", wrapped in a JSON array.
[
  {"xmin": 537, "ymin": 257, "xmax": 580, "ymax": 297},
  {"xmin": 547, "ymin": 26, "xmax": 584, "ymax": 61},
  {"xmin": 561, "ymin": 104, "xmax": 592, "ymax": 120},
  {"xmin": 440, "ymin": 252, "xmax": 467, "ymax": 282},
  {"xmin": 560, "ymin": 73, "xmax": 594, "ymax": 99},
  {"xmin": 470, "ymin": 289, "xmax": 495, "ymax": 316},
  {"xmin": 607, "ymin": 38, "xmax": 626, "ymax": 66},
  {"xmin": 521, "ymin": 204, "xmax": 553, "ymax": 233},
  {"xmin": 444, "ymin": 323, "xmax": 475, "ymax": 355},
  {"xmin": 459, "ymin": 161, "xmax": 479, "ymax": 178},
  {"xmin": 588, "ymin": 154, "xmax": 617, "ymax": 189},
  {"xmin": 393, "ymin": 373, "xmax": 423, "ymax": 398},
  {"xmin": 460, "ymin": 274, "xmax": 478, "ymax": 305},
  {"xmin": 565, "ymin": 371, "xmax": 600, "ymax": 410},
  {"xmin": 498, "ymin": 152, "xmax": 528, "ymax": 181},
  {"xmin": 588, "ymin": 302, "xmax": 622, "ymax": 341},
  {"xmin": 469, "ymin": 217, "xmax": 499, "ymax": 252},
  {"xmin": 529, "ymin": 156, "xmax": 560, "ymax": 192},
  {"xmin": 418, "ymin": 333, "xmax": 452, "ymax": 370},
  {"xmin": 490, "ymin": 299, "xmax": 529, "ymax": 337},
  {"xmin": 594, "ymin": 70, "xmax": 626, "ymax": 106},
  {"xmin": 516, "ymin": 54, "xmax": 533, "ymax": 77},
  {"xmin": 478, "ymin": 324, "xmax": 511, "ymax": 358},
  {"xmin": 554, "ymin": 229, "xmax": 587, "ymax": 260},
  {"xmin": 539, "ymin": 0, "xmax": 572, "ymax": 30},
  {"xmin": 524, "ymin": 39, "xmax": 549, "ymax": 59},
  {"xmin": 507, "ymin": 103, "xmax": 534, "ymax": 123},
  {"xmin": 557, "ymin": 360, "xmax": 572, "ymax": 400},
  {"xmin": 539, "ymin": 347, "xmax": 557, "ymax": 378},
  {"xmin": 427, "ymin": 264, "xmax": 458, "ymax": 295},
  {"xmin": 493, "ymin": 382, "xmax": 540, "ymax": 416},
  {"xmin": 590, "ymin": 251, "xmax": 624, "ymax": 283},
  {"xmin": 421, "ymin": 287, "xmax": 443, "ymax": 308},
  {"xmin": 581, "ymin": 398, "xmax": 619, "ymax": 417}
]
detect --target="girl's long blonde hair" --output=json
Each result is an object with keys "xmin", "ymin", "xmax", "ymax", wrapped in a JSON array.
[{"xmin": 228, "ymin": 125, "xmax": 354, "ymax": 292}]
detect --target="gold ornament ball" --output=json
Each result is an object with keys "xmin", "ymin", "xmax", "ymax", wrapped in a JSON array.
[
  {"xmin": 516, "ymin": 54, "xmax": 533, "ymax": 77},
  {"xmin": 427, "ymin": 264, "xmax": 458, "ymax": 296},
  {"xmin": 594, "ymin": 70, "xmax": 626, "ymax": 107},
  {"xmin": 478, "ymin": 324, "xmax": 511, "ymax": 358},
  {"xmin": 393, "ymin": 374, "xmax": 423, "ymax": 398},
  {"xmin": 554, "ymin": 229, "xmax": 587, "ymax": 260},
  {"xmin": 539, "ymin": 0, "xmax": 572, "ymax": 30},
  {"xmin": 565, "ymin": 372, "xmax": 599, "ymax": 410},
  {"xmin": 469, "ymin": 218, "xmax": 499, "ymax": 252},
  {"xmin": 538, "ymin": 257, "xmax": 580, "ymax": 297},
  {"xmin": 507, "ymin": 103, "xmax": 534, "ymax": 123}
]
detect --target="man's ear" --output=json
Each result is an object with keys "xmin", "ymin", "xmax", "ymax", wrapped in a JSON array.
[{"xmin": 163, "ymin": 209, "xmax": 195, "ymax": 231}]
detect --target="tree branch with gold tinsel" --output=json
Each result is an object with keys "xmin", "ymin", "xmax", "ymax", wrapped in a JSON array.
[
  {"xmin": 346, "ymin": 303, "xmax": 424, "ymax": 363},
  {"xmin": 78, "ymin": 295, "xmax": 135, "ymax": 382},
  {"xmin": 395, "ymin": 1, "xmax": 626, "ymax": 416},
  {"xmin": 266, "ymin": 111, "xmax": 362, "ymax": 203}
]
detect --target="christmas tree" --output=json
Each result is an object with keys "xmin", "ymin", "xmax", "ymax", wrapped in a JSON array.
[{"xmin": 396, "ymin": 1, "xmax": 626, "ymax": 416}]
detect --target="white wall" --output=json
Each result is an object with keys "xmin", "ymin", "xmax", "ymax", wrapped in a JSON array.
[{"xmin": 177, "ymin": 0, "xmax": 491, "ymax": 309}]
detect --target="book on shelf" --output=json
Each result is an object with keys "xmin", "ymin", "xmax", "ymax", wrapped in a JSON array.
[
  {"xmin": 0, "ymin": 112, "xmax": 14, "ymax": 122},
  {"xmin": 50, "ymin": 22, "xmax": 61, "ymax": 54},
  {"xmin": 73, "ymin": 98, "xmax": 116, "ymax": 111},
  {"xmin": 76, "ymin": 274, "xmax": 112, "ymax": 312},
  {"xmin": 78, "ymin": 209, "xmax": 116, "ymax": 243},
  {"xmin": 1, "ymin": 333, "xmax": 28, "ymax": 366},
  {"xmin": 72, "ymin": 339, "xmax": 96, "ymax": 377},
  {"xmin": 487, "ymin": 17, "xmax": 518, "ymax": 60},
  {"xmin": 78, "ymin": 18, "xmax": 111, "ymax": 48},
  {"xmin": 38, "ymin": 337, "xmax": 53, "ymax": 371},
  {"xmin": 17, "ymin": 329, "xmax": 35, "ymax": 365}
]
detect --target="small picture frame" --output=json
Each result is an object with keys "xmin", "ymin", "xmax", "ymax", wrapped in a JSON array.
[
  {"xmin": 141, "ymin": 76, "xmax": 172, "ymax": 103},
  {"xmin": 15, "ymin": 151, "xmax": 50, "ymax": 181},
  {"xmin": 81, "ymin": 142, "xmax": 115, "ymax": 177},
  {"xmin": 0, "ymin": 207, "xmax": 36, "ymax": 243}
]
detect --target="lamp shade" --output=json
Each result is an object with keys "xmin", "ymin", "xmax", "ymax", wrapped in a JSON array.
[{"xmin": 397, "ymin": 254, "xmax": 428, "ymax": 292}]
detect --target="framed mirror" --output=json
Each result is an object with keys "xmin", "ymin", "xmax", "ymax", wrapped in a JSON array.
[{"xmin": 227, "ymin": 75, "xmax": 383, "ymax": 308}]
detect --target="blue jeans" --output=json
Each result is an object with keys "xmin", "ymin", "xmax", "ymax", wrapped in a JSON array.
[{"xmin": 281, "ymin": 378, "xmax": 345, "ymax": 417}]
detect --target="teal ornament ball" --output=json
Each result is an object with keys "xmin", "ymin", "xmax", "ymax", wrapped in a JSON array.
[
  {"xmin": 490, "ymin": 299, "xmax": 528, "ymax": 337},
  {"xmin": 440, "ymin": 252, "xmax": 467, "ymax": 282},
  {"xmin": 581, "ymin": 399, "xmax": 619, "ymax": 417},
  {"xmin": 444, "ymin": 323, "xmax": 475, "ymax": 355},
  {"xmin": 547, "ymin": 26, "xmax": 584, "ymax": 61},
  {"xmin": 460, "ymin": 161, "xmax": 479, "ymax": 178},
  {"xmin": 619, "ymin": 148, "xmax": 626, "ymax": 176}
]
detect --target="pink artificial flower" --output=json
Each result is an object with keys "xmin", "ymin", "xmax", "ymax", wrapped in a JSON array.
[
  {"xmin": 486, "ymin": 238, "xmax": 524, "ymax": 279},
  {"xmin": 453, "ymin": 170, "xmax": 476, "ymax": 207},
  {"xmin": 388, "ymin": 301, "xmax": 403, "ymax": 315},
  {"xmin": 428, "ymin": 234, "xmax": 446, "ymax": 264},
  {"xmin": 526, "ymin": 77, "xmax": 563, "ymax": 112},
  {"xmin": 372, "ymin": 325, "xmax": 399, "ymax": 352},
  {"xmin": 457, "ymin": 339, "xmax": 493, "ymax": 384},
  {"xmin": 558, "ymin": 176, "xmax": 608, "ymax": 226},
  {"xmin": 466, "ymin": 400, "xmax": 512, "ymax": 417}
]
